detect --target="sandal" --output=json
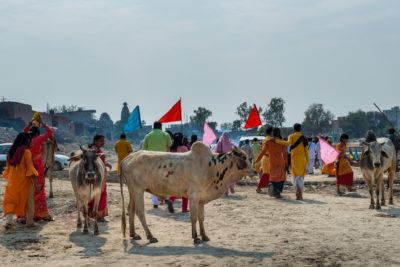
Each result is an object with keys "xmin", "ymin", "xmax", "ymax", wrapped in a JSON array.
[
  {"xmin": 42, "ymin": 216, "xmax": 54, "ymax": 222},
  {"xmin": 4, "ymin": 224, "xmax": 15, "ymax": 233}
]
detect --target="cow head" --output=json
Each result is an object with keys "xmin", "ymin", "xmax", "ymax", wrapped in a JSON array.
[
  {"xmin": 231, "ymin": 147, "xmax": 257, "ymax": 177},
  {"xmin": 361, "ymin": 141, "xmax": 388, "ymax": 169},
  {"xmin": 70, "ymin": 146, "xmax": 103, "ymax": 181}
]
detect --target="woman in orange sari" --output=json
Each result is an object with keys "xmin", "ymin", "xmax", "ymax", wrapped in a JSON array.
[
  {"xmin": 2, "ymin": 133, "xmax": 39, "ymax": 231},
  {"xmin": 336, "ymin": 134, "xmax": 353, "ymax": 194},
  {"xmin": 255, "ymin": 128, "xmax": 288, "ymax": 198}
]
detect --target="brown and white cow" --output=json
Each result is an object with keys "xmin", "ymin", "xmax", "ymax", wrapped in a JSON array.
[
  {"xmin": 360, "ymin": 130, "xmax": 397, "ymax": 210},
  {"xmin": 119, "ymin": 141, "xmax": 257, "ymax": 244},
  {"xmin": 69, "ymin": 147, "xmax": 105, "ymax": 235}
]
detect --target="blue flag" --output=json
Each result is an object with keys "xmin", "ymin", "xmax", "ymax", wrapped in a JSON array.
[{"xmin": 123, "ymin": 106, "xmax": 142, "ymax": 133}]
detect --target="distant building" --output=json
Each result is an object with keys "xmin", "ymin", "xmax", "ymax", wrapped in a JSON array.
[
  {"xmin": 121, "ymin": 102, "xmax": 130, "ymax": 121},
  {"xmin": 98, "ymin": 112, "xmax": 114, "ymax": 140},
  {"xmin": 383, "ymin": 106, "xmax": 400, "ymax": 130},
  {"xmin": 58, "ymin": 109, "xmax": 97, "ymax": 136},
  {"xmin": 0, "ymin": 101, "xmax": 34, "ymax": 125}
]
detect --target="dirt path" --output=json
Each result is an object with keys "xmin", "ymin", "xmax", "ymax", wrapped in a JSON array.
[{"xmin": 1, "ymin": 178, "xmax": 400, "ymax": 266}]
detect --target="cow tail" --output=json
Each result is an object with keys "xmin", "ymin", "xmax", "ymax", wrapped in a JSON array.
[{"xmin": 120, "ymin": 164, "xmax": 126, "ymax": 238}]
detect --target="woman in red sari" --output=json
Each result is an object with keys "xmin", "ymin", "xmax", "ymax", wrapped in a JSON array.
[
  {"xmin": 88, "ymin": 134, "xmax": 112, "ymax": 222},
  {"xmin": 23, "ymin": 116, "xmax": 54, "ymax": 221}
]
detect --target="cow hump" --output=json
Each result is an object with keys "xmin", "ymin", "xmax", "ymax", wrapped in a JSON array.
[{"xmin": 191, "ymin": 142, "xmax": 213, "ymax": 157}]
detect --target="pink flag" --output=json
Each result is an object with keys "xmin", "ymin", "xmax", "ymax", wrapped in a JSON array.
[
  {"xmin": 202, "ymin": 122, "xmax": 217, "ymax": 146},
  {"xmin": 318, "ymin": 136, "xmax": 339, "ymax": 165}
]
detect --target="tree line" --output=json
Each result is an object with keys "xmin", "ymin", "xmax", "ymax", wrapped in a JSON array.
[{"xmin": 189, "ymin": 98, "xmax": 392, "ymax": 138}]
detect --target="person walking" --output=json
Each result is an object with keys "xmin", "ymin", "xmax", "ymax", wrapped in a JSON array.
[
  {"xmin": 166, "ymin": 132, "xmax": 189, "ymax": 213},
  {"xmin": 142, "ymin": 121, "xmax": 172, "ymax": 208},
  {"xmin": 240, "ymin": 139, "xmax": 254, "ymax": 163},
  {"xmin": 214, "ymin": 132, "xmax": 236, "ymax": 195},
  {"xmin": 2, "ymin": 133, "xmax": 39, "ymax": 232},
  {"xmin": 114, "ymin": 133, "xmax": 133, "ymax": 173},
  {"xmin": 272, "ymin": 123, "xmax": 309, "ymax": 200},
  {"xmin": 307, "ymin": 137, "xmax": 317, "ymax": 174},
  {"xmin": 255, "ymin": 128, "xmax": 288, "ymax": 198},
  {"xmin": 251, "ymin": 138, "xmax": 262, "ymax": 173},
  {"xmin": 256, "ymin": 127, "xmax": 273, "ymax": 194}
]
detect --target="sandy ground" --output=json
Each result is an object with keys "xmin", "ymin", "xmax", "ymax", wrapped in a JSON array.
[{"xmin": 1, "ymin": 172, "xmax": 400, "ymax": 266}]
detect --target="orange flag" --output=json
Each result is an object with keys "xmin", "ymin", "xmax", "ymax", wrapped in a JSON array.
[
  {"xmin": 159, "ymin": 99, "xmax": 182, "ymax": 123},
  {"xmin": 244, "ymin": 104, "xmax": 262, "ymax": 129}
]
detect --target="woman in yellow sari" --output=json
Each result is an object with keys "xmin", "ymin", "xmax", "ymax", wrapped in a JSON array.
[{"xmin": 336, "ymin": 134, "xmax": 353, "ymax": 194}]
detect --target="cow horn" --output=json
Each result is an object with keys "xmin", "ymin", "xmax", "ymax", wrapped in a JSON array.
[{"xmin": 79, "ymin": 145, "xmax": 86, "ymax": 152}]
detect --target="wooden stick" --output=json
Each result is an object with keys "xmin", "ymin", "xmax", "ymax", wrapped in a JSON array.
[{"xmin": 373, "ymin": 103, "xmax": 399, "ymax": 134}]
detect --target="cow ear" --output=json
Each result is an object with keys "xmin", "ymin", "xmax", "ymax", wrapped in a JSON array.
[
  {"xmin": 381, "ymin": 151, "xmax": 389, "ymax": 158},
  {"xmin": 362, "ymin": 150, "xmax": 370, "ymax": 157},
  {"xmin": 68, "ymin": 151, "xmax": 82, "ymax": 161}
]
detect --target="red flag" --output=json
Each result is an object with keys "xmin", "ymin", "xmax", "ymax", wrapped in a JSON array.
[
  {"xmin": 244, "ymin": 104, "xmax": 262, "ymax": 129},
  {"xmin": 159, "ymin": 99, "xmax": 182, "ymax": 123}
]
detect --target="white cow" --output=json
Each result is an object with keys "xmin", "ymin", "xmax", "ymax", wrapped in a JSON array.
[
  {"xmin": 360, "ymin": 130, "xmax": 397, "ymax": 209},
  {"xmin": 119, "ymin": 142, "xmax": 257, "ymax": 244}
]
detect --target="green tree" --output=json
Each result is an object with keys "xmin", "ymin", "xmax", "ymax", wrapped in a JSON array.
[
  {"xmin": 303, "ymin": 103, "xmax": 334, "ymax": 134},
  {"xmin": 221, "ymin": 122, "xmax": 233, "ymax": 131},
  {"xmin": 190, "ymin": 107, "xmax": 212, "ymax": 128},
  {"xmin": 232, "ymin": 120, "xmax": 242, "ymax": 132},
  {"xmin": 263, "ymin": 97, "xmax": 285, "ymax": 127},
  {"xmin": 340, "ymin": 110, "xmax": 369, "ymax": 138}
]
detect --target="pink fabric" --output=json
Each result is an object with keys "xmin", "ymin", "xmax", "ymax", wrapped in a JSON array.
[
  {"xmin": 202, "ymin": 122, "xmax": 217, "ymax": 146},
  {"xmin": 318, "ymin": 137, "xmax": 340, "ymax": 165},
  {"xmin": 214, "ymin": 132, "xmax": 235, "ymax": 153},
  {"xmin": 169, "ymin": 196, "xmax": 188, "ymax": 211}
]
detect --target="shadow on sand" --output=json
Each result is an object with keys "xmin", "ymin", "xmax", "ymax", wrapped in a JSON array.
[
  {"xmin": 279, "ymin": 197, "xmax": 327, "ymax": 205},
  {"xmin": 124, "ymin": 240, "xmax": 274, "ymax": 260},
  {"xmin": 0, "ymin": 223, "xmax": 48, "ymax": 251},
  {"xmin": 147, "ymin": 208, "xmax": 191, "ymax": 223},
  {"xmin": 68, "ymin": 222, "xmax": 109, "ymax": 257},
  {"xmin": 376, "ymin": 205, "xmax": 400, "ymax": 218}
]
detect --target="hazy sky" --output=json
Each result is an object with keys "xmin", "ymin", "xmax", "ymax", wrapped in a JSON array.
[{"xmin": 1, "ymin": 0, "xmax": 399, "ymax": 127}]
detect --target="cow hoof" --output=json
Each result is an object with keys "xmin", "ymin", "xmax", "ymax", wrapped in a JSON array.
[
  {"xmin": 131, "ymin": 234, "xmax": 142, "ymax": 240},
  {"xmin": 194, "ymin": 238, "xmax": 202, "ymax": 244},
  {"xmin": 149, "ymin": 237, "xmax": 158, "ymax": 243},
  {"xmin": 202, "ymin": 236, "xmax": 210, "ymax": 242},
  {"xmin": 389, "ymin": 200, "xmax": 394, "ymax": 205},
  {"xmin": 369, "ymin": 204, "xmax": 374, "ymax": 209},
  {"xmin": 77, "ymin": 223, "xmax": 82, "ymax": 228},
  {"xmin": 83, "ymin": 229, "xmax": 89, "ymax": 234},
  {"xmin": 376, "ymin": 205, "xmax": 381, "ymax": 210},
  {"xmin": 94, "ymin": 230, "xmax": 99, "ymax": 235},
  {"xmin": 49, "ymin": 193, "xmax": 54, "ymax": 198}
]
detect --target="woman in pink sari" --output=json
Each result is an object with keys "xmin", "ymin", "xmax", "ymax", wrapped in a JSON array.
[
  {"xmin": 166, "ymin": 132, "xmax": 189, "ymax": 213},
  {"xmin": 88, "ymin": 134, "xmax": 112, "ymax": 221},
  {"xmin": 22, "ymin": 117, "xmax": 54, "ymax": 221},
  {"xmin": 213, "ymin": 132, "xmax": 236, "ymax": 195}
]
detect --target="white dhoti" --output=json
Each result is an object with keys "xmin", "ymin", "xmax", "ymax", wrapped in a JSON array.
[
  {"xmin": 293, "ymin": 176, "xmax": 304, "ymax": 193},
  {"xmin": 308, "ymin": 158, "xmax": 315, "ymax": 174},
  {"xmin": 151, "ymin": 194, "xmax": 159, "ymax": 205}
]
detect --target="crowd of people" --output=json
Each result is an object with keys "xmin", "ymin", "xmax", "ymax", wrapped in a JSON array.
[{"xmin": 3, "ymin": 112, "xmax": 396, "ymax": 232}]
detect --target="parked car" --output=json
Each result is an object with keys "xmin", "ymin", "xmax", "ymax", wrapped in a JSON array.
[
  {"xmin": 0, "ymin": 143, "xmax": 12, "ymax": 171},
  {"xmin": 0, "ymin": 142, "xmax": 68, "ymax": 171},
  {"xmin": 54, "ymin": 154, "xmax": 69, "ymax": 171},
  {"xmin": 238, "ymin": 136, "xmax": 264, "ymax": 148}
]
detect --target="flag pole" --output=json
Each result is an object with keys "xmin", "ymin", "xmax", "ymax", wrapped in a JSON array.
[{"xmin": 180, "ymin": 97, "xmax": 183, "ymax": 134}]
